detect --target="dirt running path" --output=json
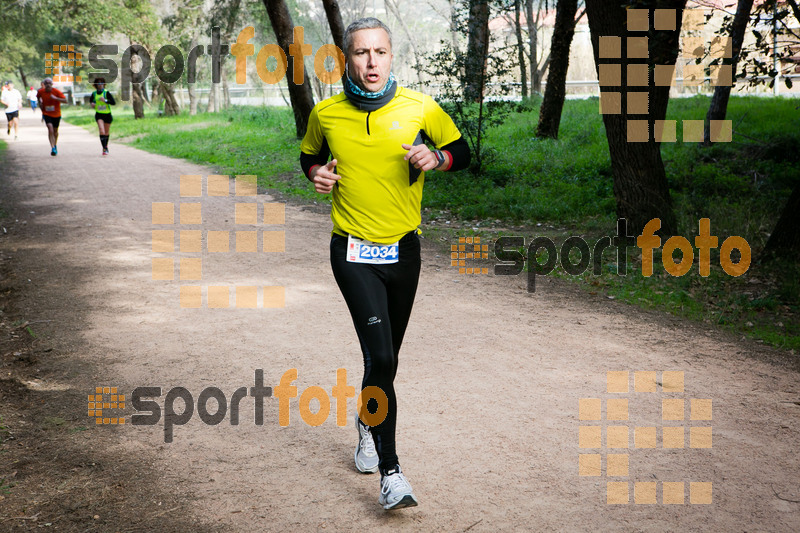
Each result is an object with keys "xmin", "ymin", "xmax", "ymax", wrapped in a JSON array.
[{"xmin": 1, "ymin": 111, "xmax": 799, "ymax": 532}]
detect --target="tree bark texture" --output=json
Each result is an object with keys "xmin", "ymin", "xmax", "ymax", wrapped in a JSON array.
[
  {"xmin": 585, "ymin": 0, "xmax": 684, "ymax": 237},
  {"xmin": 132, "ymin": 83, "xmax": 145, "ymax": 119},
  {"xmin": 262, "ymin": 0, "xmax": 315, "ymax": 137},
  {"xmin": 514, "ymin": 0, "xmax": 528, "ymax": 98},
  {"xmin": 187, "ymin": 36, "xmax": 198, "ymax": 115},
  {"xmin": 159, "ymin": 81, "xmax": 180, "ymax": 116},
  {"xmin": 464, "ymin": 0, "xmax": 490, "ymax": 102},
  {"xmin": 526, "ymin": 0, "xmax": 540, "ymax": 93},
  {"xmin": 188, "ymin": 83, "xmax": 198, "ymax": 115},
  {"xmin": 222, "ymin": 68, "xmax": 230, "ymax": 109},
  {"xmin": 535, "ymin": 0, "xmax": 578, "ymax": 138},
  {"xmin": 208, "ymin": 83, "xmax": 217, "ymax": 112},
  {"xmin": 18, "ymin": 67, "xmax": 28, "ymax": 90}
]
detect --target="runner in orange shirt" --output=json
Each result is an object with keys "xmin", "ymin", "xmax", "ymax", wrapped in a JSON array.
[{"xmin": 36, "ymin": 78, "xmax": 67, "ymax": 156}]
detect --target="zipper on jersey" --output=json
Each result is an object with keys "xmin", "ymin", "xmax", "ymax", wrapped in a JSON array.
[{"xmin": 366, "ymin": 112, "xmax": 371, "ymax": 135}]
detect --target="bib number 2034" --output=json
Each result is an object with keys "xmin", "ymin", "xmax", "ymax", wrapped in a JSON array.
[{"xmin": 346, "ymin": 235, "xmax": 399, "ymax": 264}]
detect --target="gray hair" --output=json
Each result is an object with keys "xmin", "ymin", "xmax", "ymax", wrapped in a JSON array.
[{"xmin": 343, "ymin": 17, "xmax": 392, "ymax": 56}]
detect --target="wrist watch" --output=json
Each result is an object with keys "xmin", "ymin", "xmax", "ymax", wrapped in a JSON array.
[{"xmin": 433, "ymin": 149, "xmax": 446, "ymax": 167}]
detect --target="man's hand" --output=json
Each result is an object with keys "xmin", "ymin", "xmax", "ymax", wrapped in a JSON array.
[
  {"xmin": 310, "ymin": 159, "xmax": 341, "ymax": 194},
  {"xmin": 402, "ymin": 143, "xmax": 446, "ymax": 172}
]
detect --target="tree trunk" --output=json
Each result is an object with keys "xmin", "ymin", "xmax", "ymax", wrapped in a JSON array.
[
  {"xmin": 132, "ymin": 83, "xmax": 145, "ymax": 118},
  {"xmin": 535, "ymin": 0, "xmax": 578, "ymax": 138},
  {"xmin": 585, "ymin": 0, "xmax": 683, "ymax": 237},
  {"xmin": 18, "ymin": 67, "xmax": 28, "ymax": 90},
  {"xmin": 151, "ymin": 82, "xmax": 161, "ymax": 111},
  {"xmin": 262, "ymin": 0, "xmax": 316, "ymax": 137},
  {"xmin": 158, "ymin": 81, "xmax": 180, "ymax": 116},
  {"xmin": 188, "ymin": 83, "xmax": 198, "ymax": 115},
  {"xmin": 187, "ymin": 36, "xmax": 198, "ymax": 116},
  {"xmin": 514, "ymin": 0, "xmax": 528, "ymax": 99},
  {"xmin": 763, "ymin": 182, "xmax": 800, "ymax": 261},
  {"xmin": 208, "ymin": 83, "xmax": 217, "ymax": 113},
  {"xmin": 141, "ymin": 78, "xmax": 150, "ymax": 103},
  {"xmin": 312, "ymin": 74, "xmax": 324, "ymax": 101},
  {"xmin": 321, "ymin": 0, "xmax": 345, "ymax": 53},
  {"xmin": 526, "ymin": 0, "xmax": 540, "ymax": 93},
  {"xmin": 703, "ymin": 0, "xmax": 754, "ymax": 144},
  {"xmin": 535, "ymin": 50, "xmax": 552, "ymax": 92},
  {"xmin": 221, "ymin": 0, "xmax": 241, "ymax": 111},
  {"xmin": 465, "ymin": 0, "xmax": 490, "ymax": 102},
  {"xmin": 222, "ymin": 67, "xmax": 231, "ymax": 109}
]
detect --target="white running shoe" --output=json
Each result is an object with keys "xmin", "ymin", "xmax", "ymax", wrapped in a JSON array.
[
  {"xmin": 354, "ymin": 413, "xmax": 379, "ymax": 473},
  {"xmin": 378, "ymin": 466, "xmax": 418, "ymax": 510}
]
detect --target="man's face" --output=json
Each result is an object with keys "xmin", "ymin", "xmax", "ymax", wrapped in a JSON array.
[
  {"xmin": 44, "ymin": 80, "xmax": 52, "ymax": 92},
  {"xmin": 347, "ymin": 28, "xmax": 393, "ymax": 93}
]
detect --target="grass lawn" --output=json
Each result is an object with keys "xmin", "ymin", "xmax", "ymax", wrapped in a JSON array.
[
  {"xmin": 60, "ymin": 96, "xmax": 800, "ymax": 352},
  {"xmin": 62, "ymin": 105, "xmax": 315, "ymax": 200}
]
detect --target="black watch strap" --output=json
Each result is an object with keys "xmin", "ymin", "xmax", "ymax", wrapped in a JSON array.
[{"xmin": 433, "ymin": 149, "xmax": 446, "ymax": 167}]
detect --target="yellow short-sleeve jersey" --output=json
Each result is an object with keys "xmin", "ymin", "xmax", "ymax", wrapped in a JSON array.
[{"xmin": 300, "ymin": 86, "xmax": 462, "ymax": 244}]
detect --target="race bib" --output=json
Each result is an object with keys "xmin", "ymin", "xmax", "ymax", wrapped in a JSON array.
[
  {"xmin": 346, "ymin": 235, "xmax": 399, "ymax": 264},
  {"xmin": 45, "ymin": 105, "xmax": 54, "ymax": 112},
  {"xmin": 97, "ymin": 103, "xmax": 107, "ymax": 111}
]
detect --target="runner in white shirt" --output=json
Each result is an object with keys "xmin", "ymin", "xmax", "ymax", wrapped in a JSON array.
[
  {"xmin": 26, "ymin": 87, "xmax": 38, "ymax": 113},
  {"xmin": 1, "ymin": 81, "xmax": 23, "ymax": 140}
]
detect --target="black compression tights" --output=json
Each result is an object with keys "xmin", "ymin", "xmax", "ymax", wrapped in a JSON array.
[{"xmin": 330, "ymin": 231, "xmax": 421, "ymax": 473}]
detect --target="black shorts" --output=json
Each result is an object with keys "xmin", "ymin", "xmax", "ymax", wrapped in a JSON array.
[
  {"xmin": 5, "ymin": 111, "xmax": 18, "ymax": 121},
  {"xmin": 42, "ymin": 115, "xmax": 61, "ymax": 128},
  {"xmin": 95, "ymin": 113, "xmax": 113, "ymax": 124}
]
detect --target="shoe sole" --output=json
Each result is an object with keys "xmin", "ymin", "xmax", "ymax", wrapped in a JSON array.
[{"xmin": 381, "ymin": 494, "xmax": 418, "ymax": 510}]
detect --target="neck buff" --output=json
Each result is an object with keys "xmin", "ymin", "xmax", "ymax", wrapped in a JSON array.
[{"xmin": 343, "ymin": 70, "xmax": 397, "ymax": 111}]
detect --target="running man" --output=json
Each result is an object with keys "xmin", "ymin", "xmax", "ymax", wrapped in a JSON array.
[
  {"xmin": 27, "ymin": 86, "xmax": 38, "ymax": 113},
  {"xmin": 1, "ymin": 81, "xmax": 23, "ymax": 140},
  {"xmin": 37, "ymin": 78, "xmax": 67, "ymax": 156},
  {"xmin": 89, "ymin": 77, "xmax": 115, "ymax": 155},
  {"xmin": 300, "ymin": 17, "xmax": 470, "ymax": 510}
]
